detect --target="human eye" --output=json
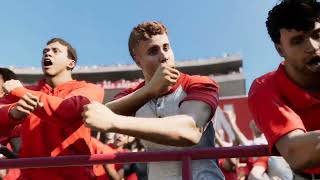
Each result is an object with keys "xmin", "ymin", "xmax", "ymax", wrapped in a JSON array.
[
  {"xmin": 42, "ymin": 48, "xmax": 49, "ymax": 54},
  {"xmin": 291, "ymin": 35, "xmax": 305, "ymax": 45},
  {"xmin": 52, "ymin": 48, "xmax": 61, "ymax": 54},
  {"xmin": 148, "ymin": 46, "xmax": 159, "ymax": 56},
  {"xmin": 311, "ymin": 29, "xmax": 320, "ymax": 40},
  {"xmin": 163, "ymin": 44, "xmax": 170, "ymax": 51}
]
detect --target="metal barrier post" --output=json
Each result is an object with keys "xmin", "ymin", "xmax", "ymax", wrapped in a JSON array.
[{"xmin": 182, "ymin": 156, "xmax": 192, "ymax": 180}]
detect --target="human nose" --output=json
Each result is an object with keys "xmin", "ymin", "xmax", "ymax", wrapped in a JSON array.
[
  {"xmin": 44, "ymin": 49, "xmax": 53, "ymax": 57},
  {"xmin": 159, "ymin": 49, "xmax": 169, "ymax": 63}
]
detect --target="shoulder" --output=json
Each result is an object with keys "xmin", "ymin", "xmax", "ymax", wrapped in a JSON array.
[
  {"xmin": 179, "ymin": 73, "xmax": 218, "ymax": 93},
  {"xmin": 182, "ymin": 73, "xmax": 218, "ymax": 87},
  {"xmin": 249, "ymin": 70, "xmax": 278, "ymax": 101},
  {"xmin": 113, "ymin": 81, "xmax": 145, "ymax": 100}
]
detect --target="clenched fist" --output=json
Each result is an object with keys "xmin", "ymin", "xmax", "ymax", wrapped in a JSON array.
[
  {"xmin": 82, "ymin": 101, "xmax": 117, "ymax": 132},
  {"xmin": 3, "ymin": 80, "xmax": 23, "ymax": 94},
  {"xmin": 10, "ymin": 93, "xmax": 43, "ymax": 120},
  {"xmin": 146, "ymin": 64, "xmax": 180, "ymax": 97}
]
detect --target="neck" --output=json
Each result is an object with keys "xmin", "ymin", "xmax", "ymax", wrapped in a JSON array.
[
  {"xmin": 46, "ymin": 71, "xmax": 73, "ymax": 88},
  {"xmin": 285, "ymin": 64, "xmax": 320, "ymax": 92},
  {"xmin": 143, "ymin": 72, "xmax": 152, "ymax": 84}
]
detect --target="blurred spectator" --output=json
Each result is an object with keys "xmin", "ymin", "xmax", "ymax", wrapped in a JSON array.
[
  {"xmin": 223, "ymin": 111, "xmax": 270, "ymax": 180},
  {"xmin": 0, "ymin": 67, "xmax": 17, "ymax": 98},
  {"xmin": 0, "ymin": 67, "xmax": 20, "ymax": 179}
]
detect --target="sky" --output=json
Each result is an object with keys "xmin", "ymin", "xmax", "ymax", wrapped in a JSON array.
[{"xmin": 0, "ymin": 0, "xmax": 281, "ymax": 93}]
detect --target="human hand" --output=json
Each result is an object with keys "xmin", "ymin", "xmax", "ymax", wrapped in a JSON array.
[
  {"xmin": 3, "ymin": 80, "xmax": 23, "ymax": 94},
  {"xmin": 9, "ymin": 93, "xmax": 43, "ymax": 120},
  {"xmin": 82, "ymin": 101, "xmax": 116, "ymax": 132},
  {"xmin": 146, "ymin": 64, "xmax": 180, "ymax": 97}
]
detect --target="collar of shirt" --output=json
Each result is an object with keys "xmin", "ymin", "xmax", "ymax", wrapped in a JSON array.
[{"xmin": 275, "ymin": 63, "xmax": 320, "ymax": 109}]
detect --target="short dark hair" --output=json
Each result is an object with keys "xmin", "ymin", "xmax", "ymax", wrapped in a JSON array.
[
  {"xmin": 128, "ymin": 21, "xmax": 168, "ymax": 60},
  {"xmin": 266, "ymin": 0, "xmax": 320, "ymax": 44},
  {"xmin": 0, "ymin": 67, "xmax": 17, "ymax": 81},
  {"xmin": 47, "ymin": 38, "xmax": 77, "ymax": 62}
]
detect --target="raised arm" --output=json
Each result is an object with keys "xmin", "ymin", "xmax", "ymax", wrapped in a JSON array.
[
  {"xmin": 224, "ymin": 111, "xmax": 250, "ymax": 146},
  {"xmin": 106, "ymin": 64, "xmax": 179, "ymax": 116}
]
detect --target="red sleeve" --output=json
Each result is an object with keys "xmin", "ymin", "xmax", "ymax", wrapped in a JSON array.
[
  {"xmin": 0, "ymin": 104, "xmax": 14, "ymax": 136},
  {"xmin": 248, "ymin": 80, "xmax": 306, "ymax": 152},
  {"xmin": 113, "ymin": 82, "xmax": 145, "ymax": 100},
  {"xmin": 9, "ymin": 83, "xmax": 104, "ymax": 126},
  {"xmin": 253, "ymin": 156, "xmax": 269, "ymax": 169},
  {"xmin": 180, "ymin": 75, "xmax": 219, "ymax": 118},
  {"xmin": 0, "ymin": 96, "xmax": 22, "ymax": 137}
]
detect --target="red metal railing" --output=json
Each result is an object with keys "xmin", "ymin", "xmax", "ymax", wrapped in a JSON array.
[{"xmin": 0, "ymin": 145, "xmax": 277, "ymax": 180}]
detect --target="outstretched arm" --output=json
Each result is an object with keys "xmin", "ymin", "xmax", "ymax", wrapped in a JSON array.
[
  {"xmin": 83, "ymin": 100, "xmax": 211, "ymax": 147},
  {"xmin": 5, "ymin": 80, "xmax": 104, "ymax": 126}
]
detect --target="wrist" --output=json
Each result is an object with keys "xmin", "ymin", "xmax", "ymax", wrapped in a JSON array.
[
  {"xmin": 108, "ymin": 113, "xmax": 120, "ymax": 132},
  {"xmin": 141, "ymin": 84, "xmax": 156, "ymax": 99},
  {"xmin": 9, "ymin": 87, "xmax": 27, "ymax": 98}
]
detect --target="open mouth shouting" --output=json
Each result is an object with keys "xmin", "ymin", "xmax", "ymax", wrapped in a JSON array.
[
  {"xmin": 43, "ymin": 58, "xmax": 53, "ymax": 67},
  {"xmin": 307, "ymin": 56, "xmax": 320, "ymax": 72}
]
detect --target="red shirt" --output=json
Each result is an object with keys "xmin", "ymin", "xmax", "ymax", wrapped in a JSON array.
[
  {"xmin": 114, "ymin": 73, "xmax": 219, "ymax": 117},
  {"xmin": 218, "ymin": 159, "xmax": 237, "ymax": 180},
  {"xmin": 237, "ymin": 156, "xmax": 269, "ymax": 178},
  {"xmin": 0, "ymin": 80, "xmax": 106, "ymax": 179},
  {"xmin": 91, "ymin": 138, "xmax": 119, "ymax": 180},
  {"xmin": 249, "ymin": 63, "xmax": 320, "ymax": 173},
  {"xmin": 0, "ymin": 94, "xmax": 21, "ymax": 139}
]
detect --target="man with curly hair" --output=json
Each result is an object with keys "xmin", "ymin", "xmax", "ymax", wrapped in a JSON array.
[{"xmin": 248, "ymin": 0, "xmax": 320, "ymax": 179}]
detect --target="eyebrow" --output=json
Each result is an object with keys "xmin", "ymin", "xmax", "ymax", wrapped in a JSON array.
[
  {"xmin": 148, "ymin": 45, "xmax": 159, "ymax": 51},
  {"xmin": 42, "ymin": 48, "xmax": 49, "ymax": 53}
]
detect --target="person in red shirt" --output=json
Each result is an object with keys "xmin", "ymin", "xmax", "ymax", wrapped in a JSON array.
[
  {"xmin": 1, "ymin": 38, "xmax": 106, "ymax": 179},
  {"xmin": 248, "ymin": 0, "xmax": 320, "ymax": 179},
  {"xmin": 0, "ymin": 68, "xmax": 20, "ymax": 180},
  {"xmin": 0, "ymin": 68, "xmax": 20, "ymax": 155},
  {"xmin": 82, "ymin": 21, "xmax": 224, "ymax": 179},
  {"xmin": 0, "ymin": 68, "xmax": 17, "ymax": 98}
]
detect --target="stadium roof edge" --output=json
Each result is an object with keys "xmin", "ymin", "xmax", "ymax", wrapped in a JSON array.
[{"xmin": 8, "ymin": 54, "xmax": 242, "ymax": 74}]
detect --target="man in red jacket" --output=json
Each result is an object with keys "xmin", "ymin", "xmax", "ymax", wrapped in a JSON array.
[{"xmin": 1, "ymin": 38, "xmax": 106, "ymax": 179}]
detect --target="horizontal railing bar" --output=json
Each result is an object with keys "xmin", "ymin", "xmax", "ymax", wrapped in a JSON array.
[{"xmin": 0, "ymin": 145, "xmax": 277, "ymax": 169}]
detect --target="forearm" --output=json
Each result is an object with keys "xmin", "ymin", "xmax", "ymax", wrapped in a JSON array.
[
  {"xmin": 107, "ymin": 86, "xmax": 154, "ymax": 116},
  {"xmin": 111, "ymin": 114, "xmax": 201, "ymax": 146},
  {"xmin": 229, "ymin": 121, "xmax": 249, "ymax": 145},
  {"xmin": 105, "ymin": 164, "xmax": 122, "ymax": 180},
  {"xmin": 278, "ymin": 131, "xmax": 320, "ymax": 170},
  {"xmin": 10, "ymin": 86, "xmax": 102, "ymax": 121}
]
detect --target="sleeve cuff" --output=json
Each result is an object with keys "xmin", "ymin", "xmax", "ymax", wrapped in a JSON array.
[{"xmin": 10, "ymin": 87, "xmax": 29, "ymax": 98}]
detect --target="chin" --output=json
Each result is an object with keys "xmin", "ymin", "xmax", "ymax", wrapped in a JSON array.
[{"xmin": 43, "ymin": 70, "xmax": 55, "ymax": 77}]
